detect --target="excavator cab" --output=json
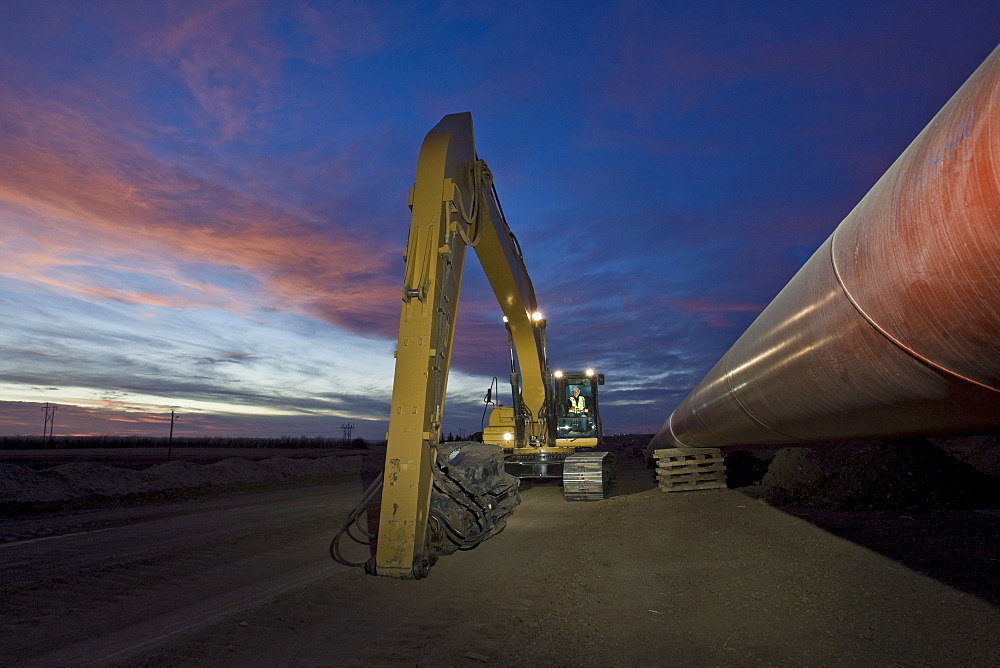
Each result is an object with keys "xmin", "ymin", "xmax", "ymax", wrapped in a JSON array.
[
  {"xmin": 484, "ymin": 367, "xmax": 612, "ymax": 500},
  {"xmin": 554, "ymin": 369, "xmax": 604, "ymax": 445}
]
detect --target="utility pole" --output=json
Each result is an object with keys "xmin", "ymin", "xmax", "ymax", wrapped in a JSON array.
[
  {"xmin": 42, "ymin": 403, "xmax": 57, "ymax": 443},
  {"xmin": 341, "ymin": 422, "xmax": 355, "ymax": 446},
  {"xmin": 168, "ymin": 410, "xmax": 177, "ymax": 461}
]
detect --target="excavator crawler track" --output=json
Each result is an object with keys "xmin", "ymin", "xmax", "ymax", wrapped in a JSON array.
[{"xmin": 562, "ymin": 451, "xmax": 615, "ymax": 501}]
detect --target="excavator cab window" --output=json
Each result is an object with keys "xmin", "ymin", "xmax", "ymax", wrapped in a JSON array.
[{"xmin": 554, "ymin": 373, "xmax": 602, "ymax": 439}]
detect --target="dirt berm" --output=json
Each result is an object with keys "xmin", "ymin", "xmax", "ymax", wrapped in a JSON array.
[{"xmin": 731, "ymin": 437, "xmax": 1000, "ymax": 511}]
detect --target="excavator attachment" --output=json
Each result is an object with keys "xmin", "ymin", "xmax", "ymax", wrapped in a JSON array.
[
  {"xmin": 330, "ymin": 441, "xmax": 519, "ymax": 579},
  {"xmin": 427, "ymin": 442, "xmax": 520, "ymax": 559}
]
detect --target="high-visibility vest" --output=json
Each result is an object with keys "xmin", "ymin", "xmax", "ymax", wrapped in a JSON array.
[{"xmin": 569, "ymin": 395, "xmax": 586, "ymax": 412}]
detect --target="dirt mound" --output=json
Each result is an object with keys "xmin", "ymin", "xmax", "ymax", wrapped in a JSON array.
[
  {"xmin": 761, "ymin": 447, "xmax": 825, "ymax": 488},
  {"xmin": 206, "ymin": 457, "xmax": 272, "ymax": 485},
  {"xmin": 0, "ymin": 454, "xmax": 368, "ymax": 513},
  {"xmin": 941, "ymin": 435, "xmax": 1000, "ymax": 476},
  {"xmin": 750, "ymin": 439, "xmax": 1000, "ymax": 510},
  {"xmin": 51, "ymin": 462, "xmax": 148, "ymax": 497},
  {"xmin": 0, "ymin": 464, "xmax": 71, "ymax": 503}
]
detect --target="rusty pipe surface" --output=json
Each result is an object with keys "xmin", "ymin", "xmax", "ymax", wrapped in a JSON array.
[{"xmin": 652, "ymin": 44, "xmax": 1000, "ymax": 450}]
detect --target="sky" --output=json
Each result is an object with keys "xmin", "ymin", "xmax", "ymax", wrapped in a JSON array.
[{"xmin": 0, "ymin": 1, "xmax": 998, "ymax": 440}]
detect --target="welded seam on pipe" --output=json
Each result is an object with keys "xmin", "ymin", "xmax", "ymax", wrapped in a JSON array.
[
  {"xmin": 666, "ymin": 404, "xmax": 729, "ymax": 449},
  {"xmin": 666, "ymin": 401, "xmax": 724, "ymax": 449},
  {"xmin": 666, "ymin": 405, "xmax": 745, "ymax": 449},
  {"xmin": 720, "ymin": 350, "xmax": 807, "ymax": 444},
  {"xmin": 666, "ymin": 412, "xmax": 693, "ymax": 448},
  {"xmin": 666, "ymin": 354, "xmax": 763, "ymax": 449},
  {"xmin": 829, "ymin": 229, "xmax": 999, "ymax": 394}
]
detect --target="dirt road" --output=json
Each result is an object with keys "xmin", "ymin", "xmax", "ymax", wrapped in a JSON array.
[{"xmin": 2, "ymin": 455, "xmax": 997, "ymax": 666}]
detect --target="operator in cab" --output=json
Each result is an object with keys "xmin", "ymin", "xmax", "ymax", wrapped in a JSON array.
[{"xmin": 567, "ymin": 387, "xmax": 589, "ymax": 432}]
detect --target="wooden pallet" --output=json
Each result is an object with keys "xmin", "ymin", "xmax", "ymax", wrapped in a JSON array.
[{"xmin": 653, "ymin": 447, "xmax": 727, "ymax": 493}]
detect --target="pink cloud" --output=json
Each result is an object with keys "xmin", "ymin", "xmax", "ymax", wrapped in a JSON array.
[
  {"xmin": 667, "ymin": 298, "xmax": 765, "ymax": 329},
  {"xmin": 291, "ymin": 2, "xmax": 385, "ymax": 58},
  {"xmin": 117, "ymin": 1, "xmax": 386, "ymax": 142},
  {"xmin": 133, "ymin": 1, "xmax": 284, "ymax": 141},
  {"xmin": 0, "ymin": 401, "xmax": 174, "ymax": 436},
  {"xmin": 0, "ymin": 87, "xmax": 399, "ymax": 334}
]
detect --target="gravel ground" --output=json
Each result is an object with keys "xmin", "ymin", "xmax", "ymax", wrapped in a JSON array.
[
  {"xmin": 136, "ymin": 451, "xmax": 1000, "ymax": 666},
  {"xmin": 2, "ymin": 438, "xmax": 997, "ymax": 665}
]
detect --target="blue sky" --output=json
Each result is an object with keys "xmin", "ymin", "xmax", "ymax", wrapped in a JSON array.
[{"xmin": 0, "ymin": 1, "xmax": 997, "ymax": 439}]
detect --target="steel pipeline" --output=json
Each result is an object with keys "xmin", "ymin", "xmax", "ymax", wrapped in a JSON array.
[{"xmin": 652, "ymin": 45, "xmax": 1000, "ymax": 450}]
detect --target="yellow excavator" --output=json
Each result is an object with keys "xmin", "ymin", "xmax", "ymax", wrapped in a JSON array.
[{"xmin": 331, "ymin": 113, "xmax": 614, "ymax": 579}]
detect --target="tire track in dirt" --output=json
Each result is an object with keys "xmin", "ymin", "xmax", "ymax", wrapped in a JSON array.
[{"xmin": 0, "ymin": 483, "xmax": 361, "ymax": 664}]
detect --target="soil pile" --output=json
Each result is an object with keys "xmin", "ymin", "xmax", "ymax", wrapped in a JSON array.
[
  {"xmin": 747, "ymin": 439, "xmax": 1000, "ymax": 510},
  {"xmin": 0, "ymin": 454, "xmax": 375, "ymax": 512},
  {"xmin": 941, "ymin": 435, "xmax": 1000, "ymax": 476}
]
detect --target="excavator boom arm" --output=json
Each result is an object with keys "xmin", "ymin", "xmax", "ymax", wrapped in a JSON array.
[{"xmin": 375, "ymin": 113, "xmax": 548, "ymax": 578}]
